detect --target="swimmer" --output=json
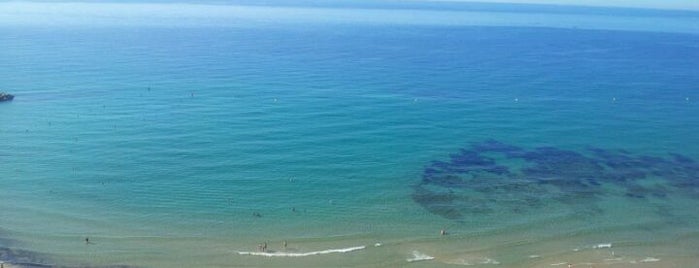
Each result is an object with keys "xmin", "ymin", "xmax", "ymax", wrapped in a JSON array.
[
  {"xmin": 283, "ymin": 240, "xmax": 287, "ymax": 249},
  {"xmin": 440, "ymin": 229, "xmax": 446, "ymax": 236},
  {"xmin": 85, "ymin": 237, "xmax": 89, "ymax": 244}
]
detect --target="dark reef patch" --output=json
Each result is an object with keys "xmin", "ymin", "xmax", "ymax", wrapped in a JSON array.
[
  {"xmin": 412, "ymin": 140, "xmax": 699, "ymax": 220},
  {"xmin": 0, "ymin": 246, "xmax": 54, "ymax": 268},
  {"xmin": 0, "ymin": 246, "xmax": 137, "ymax": 268}
]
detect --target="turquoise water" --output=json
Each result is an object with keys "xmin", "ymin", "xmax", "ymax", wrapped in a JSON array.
[{"xmin": 1, "ymin": 2, "xmax": 699, "ymax": 267}]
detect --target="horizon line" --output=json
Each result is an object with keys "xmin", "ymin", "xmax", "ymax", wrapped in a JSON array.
[{"xmin": 6, "ymin": 0, "xmax": 699, "ymax": 13}]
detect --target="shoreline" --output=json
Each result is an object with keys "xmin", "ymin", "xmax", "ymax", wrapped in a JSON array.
[{"xmin": 2, "ymin": 234, "xmax": 698, "ymax": 268}]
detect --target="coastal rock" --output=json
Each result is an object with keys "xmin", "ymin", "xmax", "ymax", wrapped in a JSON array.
[{"xmin": 0, "ymin": 93, "xmax": 14, "ymax": 102}]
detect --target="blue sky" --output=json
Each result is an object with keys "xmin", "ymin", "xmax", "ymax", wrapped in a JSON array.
[
  {"xmin": 1, "ymin": 0, "xmax": 698, "ymax": 11},
  {"xmin": 0, "ymin": 1, "xmax": 697, "ymax": 32},
  {"xmin": 421, "ymin": 0, "xmax": 699, "ymax": 10}
]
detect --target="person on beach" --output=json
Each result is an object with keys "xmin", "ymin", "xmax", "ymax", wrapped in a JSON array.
[
  {"xmin": 283, "ymin": 240, "xmax": 287, "ymax": 249},
  {"xmin": 262, "ymin": 242, "xmax": 267, "ymax": 252},
  {"xmin": 440, "ymin": 229, "xmax": 446, "ymax": 236}
]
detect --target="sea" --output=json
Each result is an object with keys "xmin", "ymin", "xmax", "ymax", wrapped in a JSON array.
[{"xmin": 1, "ymin": 1, "xmax": 699, "ymax": 267}]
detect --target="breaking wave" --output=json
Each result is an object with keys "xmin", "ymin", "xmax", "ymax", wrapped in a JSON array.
[{"xmin": 236, "ymin": 245, "xmax": 366, "ymax": 257}]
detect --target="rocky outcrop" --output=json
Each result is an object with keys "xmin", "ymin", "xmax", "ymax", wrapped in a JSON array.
[{"xmin": 0, "ymin": 93, "xmax": 14, "ymax": 102}]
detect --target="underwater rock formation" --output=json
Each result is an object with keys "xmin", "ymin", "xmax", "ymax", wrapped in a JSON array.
[
  {"xmin": 0, "ymin": 246, "xmax": 135, "ymax": 268},
  {"xmin": 412, "ymin": 140, "xmax": 699, "ymax": 220}
]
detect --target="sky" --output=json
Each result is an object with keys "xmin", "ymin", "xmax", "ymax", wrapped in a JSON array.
[
  {"xmin": 0, "ymin": 0, "xmax": 697, "ymax": 33},
  {"xmin": 1, "ymin": 0, "xmax": 697, "ymax": 11},
  {"xmin": 420, "ymin": 0, "xmax": 699, "ymax": 10},
  {"xmin": 0, "ymin": 1, "xmax": 697, "ymax": 34}
]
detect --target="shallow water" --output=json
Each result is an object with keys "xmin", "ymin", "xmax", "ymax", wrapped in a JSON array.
[{"xmin": 1, "ymin": 2, "xmax": 699, "ymax": 267}]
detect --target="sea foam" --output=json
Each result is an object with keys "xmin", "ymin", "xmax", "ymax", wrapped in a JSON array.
[
  {"xmin": 593, "ymin": 243, "xmax": 612, "ymax": 249},
  {"xmin": 406, "ymin": 251, "xmax": 435, "ymax": 262},
  {"xmin": 640, "ymin": 257, "xmax": 660, "ymax": 262},
  {"xmin": 237, "ymin": 245, "xmax": 365, "ymax": 257},
  {"xmin": 446, "ymin": 257, "xmax": 500, "ymax": 266}
]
